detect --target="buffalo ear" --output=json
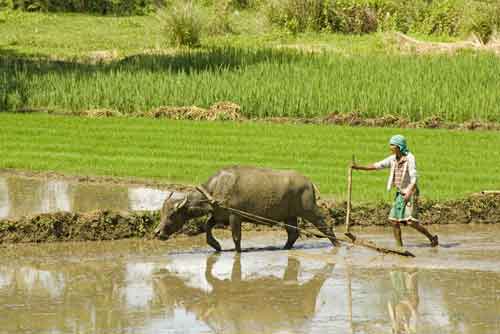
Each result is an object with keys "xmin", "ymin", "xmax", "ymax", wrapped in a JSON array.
[{"xmin": 174, "ymin": 196, "xmax": 188, "ymax": 211}]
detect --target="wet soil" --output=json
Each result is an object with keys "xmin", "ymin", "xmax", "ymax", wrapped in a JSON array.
[{"xmin": 1, "ymin": 225, "xmax": 500, "ymax": 334}]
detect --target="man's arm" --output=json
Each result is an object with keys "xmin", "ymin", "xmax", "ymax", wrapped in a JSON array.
[
  {"xmin": 351, "ymin": 163, "xmax": 378, "ymax": 171},
  {"xmin": 352, "ymin": 155, "xmax": 392, "ymax": 171}
]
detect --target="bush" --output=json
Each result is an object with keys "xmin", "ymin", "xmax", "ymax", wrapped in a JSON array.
[
  {"xmin": 206, "ymin": 0, "xmax": 235, "ymax": 35},
  {"xmin": 0, "ymin": 0, "xmax": 14, "ymax": 10},
  {"xmin": 266, "ymin": 0, "xmax": 500, "ymax": 37},
  {"xmin": 5, "ymin": 0, "xmax": 160, "ymax": 15},
  {"xmin": 464, "ymin": 1, "xmax": 500, "ymax": 43},
  {"xmin": 161, "ymin": 1, "xmax": 203, "ymax": 47},
  {"xmin": 418, "ymin": 0, "xmax": 463, "ymax": 35},
  {"xmin": 325, "ymin": 0, "xmax": 380, "ymax": 34},
  {"xmin": 266, "ymin": 0, "xmax": 327, "ymax": 34}
]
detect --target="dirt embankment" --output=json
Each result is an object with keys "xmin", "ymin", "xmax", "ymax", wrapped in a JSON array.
[
  {"xmin": 16, "ymin": 102, "xmax": 500, "ymax": 131},
  {"xmin": 1, "ymin": 193, "xmax": 498, "ymax": 244}
]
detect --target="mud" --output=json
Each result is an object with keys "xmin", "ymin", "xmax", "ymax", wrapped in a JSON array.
[{"xmin": 1, "ymin": 225, "xmax": 500, "ymax": 334}]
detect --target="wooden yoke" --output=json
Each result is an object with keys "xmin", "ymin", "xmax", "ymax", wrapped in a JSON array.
[{"xmin": 196, "ymin": 185, "xmax": 220, "ymax": 207}]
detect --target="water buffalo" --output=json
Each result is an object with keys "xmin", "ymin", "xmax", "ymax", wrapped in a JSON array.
[{"xmin": 154, "ymin": 166, "xmax": 337, "ymax": 252}]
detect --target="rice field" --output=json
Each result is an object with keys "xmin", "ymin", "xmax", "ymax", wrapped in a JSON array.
[
  {"xmin": 0, "ymin": 113, "xmax": 498, "ymax": 202},
  {"xmin": 2, "ymin": 48, "xmax": 500, "ymax": 122}
]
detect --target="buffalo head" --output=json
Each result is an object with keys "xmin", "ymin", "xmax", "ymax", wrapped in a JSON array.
[{"xmin": 154, "ymin": 192, "xmax": 189, "ymax": 240}]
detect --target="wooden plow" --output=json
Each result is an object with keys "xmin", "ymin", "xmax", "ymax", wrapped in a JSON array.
[{"xmin": 195, "ymin": 182, "xmax": 415, "ymax": 258}]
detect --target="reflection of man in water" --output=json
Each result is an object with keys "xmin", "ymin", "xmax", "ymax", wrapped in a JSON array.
[
  {"xmin": 387, "ymin": 270, "xmax": 419, "ymax": 334},
  {"xmin": 153, "ymin": 254, "xmax": 334, "ymax": 333}
]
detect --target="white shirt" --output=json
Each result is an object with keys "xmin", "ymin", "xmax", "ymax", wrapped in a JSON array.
[{"xmin": 374, "ymin": 153, "xmax": 418, "ymax": 192}]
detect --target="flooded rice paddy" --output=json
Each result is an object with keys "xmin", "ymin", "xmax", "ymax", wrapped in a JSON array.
[
  {"xmin": 0, "ymin": 173, "xmax": 173, "ymax": 219},
  {"xmin": 1, "ymin": 225, "xmax": 500, "ymax": 334}
]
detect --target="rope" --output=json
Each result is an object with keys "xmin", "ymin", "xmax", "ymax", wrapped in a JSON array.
[{"xmin": 195, "ymin": 186, "xmax": 415, "ymax": 257}]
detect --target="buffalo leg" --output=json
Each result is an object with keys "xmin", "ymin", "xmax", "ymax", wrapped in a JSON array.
[
  {"xmin": 284, "ymin": 217, "xmax": 299, "ymax": 249},
  {"xmin": 206, "ymin": 216, "xmax": 222, "ymax": 252},
  {"xmin": 283, "ymin": 257, "xmax": 300, "ymax": 281},
  {"xmin": 303, "ymin": 208, "xmax": 337, "ymax": 246},
  {"xmin": 229, "ymin": 214, "xmax": 242, "ymax": 253},
  {"xmin": 231, "ymin": 254, "xmax": 242, "ymax": 282}
]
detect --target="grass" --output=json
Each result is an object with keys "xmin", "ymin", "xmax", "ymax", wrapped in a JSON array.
[
  {"xmin": 0, "ymin": 11, "xmax": 394, "ymax": 58},
  {"xmin": 0, "ymin": 113, "xmax": 498, "ymax": 202}
]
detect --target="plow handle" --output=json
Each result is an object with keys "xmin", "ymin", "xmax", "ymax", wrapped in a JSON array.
[{"xmin": 345, "ymin": 155, "xmax": 355, "ymax": 234}]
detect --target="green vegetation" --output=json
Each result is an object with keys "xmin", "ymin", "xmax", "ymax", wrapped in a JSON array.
[
  {"xmin": 2, "ymin": 49, "xmax": 500, "ymax": 122},
  {"xmin": 0, "ymin": 11, "xmax": 395, "ymax": 58},
  {"xmin": 1, "ymin": 113, "xmax": 498, "ymax": 202},
  {"xmin": 2, "ymin": 1, "xmax": 499, "ymax": 43},
  {"xmin": 0, "ymin": 0, "xmax": 156, "ymax": 15},
  {"xmin": 266, "ymin": 0, "xmax": 500, "ymax": 43}
]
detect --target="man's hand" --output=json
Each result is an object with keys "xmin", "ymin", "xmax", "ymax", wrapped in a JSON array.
[{"xmin": 403, "ymin": 192, "xmax": 412, "ymax": 203}]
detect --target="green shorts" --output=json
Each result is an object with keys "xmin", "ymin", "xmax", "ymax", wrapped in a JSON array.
[{"xmin": 389, "ymin": 190, "xmax": 419, "ymax": 223}]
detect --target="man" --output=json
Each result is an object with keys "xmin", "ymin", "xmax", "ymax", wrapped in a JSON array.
[{"xmin": 352, "ymin": 135, "xmax": 438, "ymax": 248}]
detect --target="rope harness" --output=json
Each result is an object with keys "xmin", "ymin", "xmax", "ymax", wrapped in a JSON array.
[{"xmin": 195, "ymin": 186, "xmax": 415, "ymax": 257}]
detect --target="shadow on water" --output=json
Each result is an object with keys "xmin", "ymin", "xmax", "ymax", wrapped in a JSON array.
[{"xmin": 167, "ymin": 241, "xmax": 333, "ymax": 256}]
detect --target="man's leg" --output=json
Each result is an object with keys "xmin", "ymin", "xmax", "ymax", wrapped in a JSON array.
[
  {"xmin": 407, "ymin": 220, "xmax": 438, "ymax": 247},
  {"xmin": 391, "ymin": 221, "xmax": 403, "ymax": 248}
]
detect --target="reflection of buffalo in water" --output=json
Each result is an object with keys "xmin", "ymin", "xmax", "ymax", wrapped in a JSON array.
[{"xmin": 153, "ymin": 254, "xmax": 334, "ymax": 333}]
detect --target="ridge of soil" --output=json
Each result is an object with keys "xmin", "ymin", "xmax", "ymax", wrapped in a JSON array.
[
  {"xmin": 14, "ymin": 102, "xmax": 500, "ymax": 131},
  {"xmin": 387, "ymin": 32, "xmax": 500, "ymax": 55},
  {"xmin": 1, "ymin": 193, "xmax": 498, "ymax": 244}
]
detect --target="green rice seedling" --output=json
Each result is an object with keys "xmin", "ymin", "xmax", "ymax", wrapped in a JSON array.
[
  {"xmin": 2, "ymin": 48, "xmax": 499, "ymax": 122},
  {"xmin": 1, "ymin": 113, "xmax": 498, "ymax": 202}
]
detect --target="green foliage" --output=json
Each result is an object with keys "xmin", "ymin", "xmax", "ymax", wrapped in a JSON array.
[
  {"xmin": 266, "ymin": 0, "xmax": 500, "ymax": 37},
  {"xmin": 464, "ymin": 1, "xmax": 500, "ymax": 43},
  {"xmin": 418, "ymin": 0, "xmax": 463, "ymax": 36},
  {"xmin": 266, "ymin": 0, "xmax": 324, "ymax": 34},
  {"xmin": 5, "ymin": 0, "xmax": 159, "ymax": 15},
  {"xmin": 161, "ymin": 1, "xmax": 203, "ymax": 47},
  {"xmin": 0, "ymin": 0, "xmax": 14, "ymax": 10},
  {"xmin": 207, "ymin": 0, "xmax": 235, "ymax": 35}
]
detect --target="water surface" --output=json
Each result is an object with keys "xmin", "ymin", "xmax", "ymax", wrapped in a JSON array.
[
  {"xmin": 0, "ymin": 173, "xmax": 179, "ymax": 219},
  {"xmin": 1, "ymin": 225, "xmax": 499, "ymax": 334}
]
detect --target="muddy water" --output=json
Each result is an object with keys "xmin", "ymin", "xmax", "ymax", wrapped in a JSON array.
[
  {"xmin": 1, "ymin": 225, "xmax": 499, "ymax": 334},
  {"xmin": 0, "ymin": 173, "xmax": 184, "ymax": 219}
]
